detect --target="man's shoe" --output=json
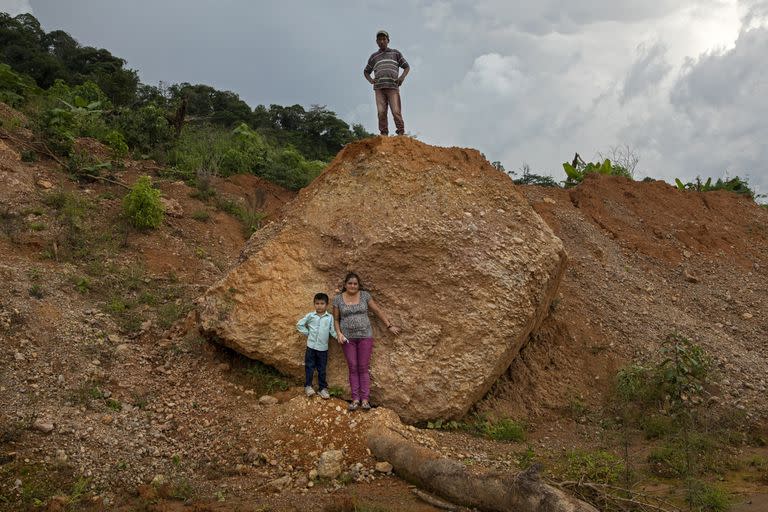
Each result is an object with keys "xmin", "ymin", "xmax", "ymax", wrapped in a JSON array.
[
  {"xmin": 319, "ymin": 388, "xmax": 330, "ymax": 399},
  {"xmin": 348, "ymin": 400, "xmax": 360, "ymax": 411},
  {"xmin": 305, "ymin": 386, "xmax": 316, "ymax": 397},
  {"xmin": 361, "ymin": 400, "xmax": 372, "ymax": 411}
]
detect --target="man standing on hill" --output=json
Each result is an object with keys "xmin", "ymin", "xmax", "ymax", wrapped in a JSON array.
[{"xmin": 364, "ymin": 30, "xmax": 410, "ymax": 136}]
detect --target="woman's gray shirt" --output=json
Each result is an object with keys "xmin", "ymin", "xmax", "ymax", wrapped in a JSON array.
[{"xmin": 333, "ymin": 291, "xmax": 373, "ymax": 339}]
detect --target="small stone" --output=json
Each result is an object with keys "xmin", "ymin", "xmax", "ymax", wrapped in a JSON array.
[
  {"xmin": 101, "ymin": 415, "xmax": 113, "ymax": 425},
  {"xmin": 14, "ymin": 352, "xmax": 24, "ymax": 361},
  {"xmin": 33, "ymin": 421, "xmax": 54, "ymax": 433},
  {"xmin": 683, "ymin": 270, "xmax": 699, "ymax": 283},
  {"xmin": 317, "ymin": 450, "xmax": 344, "ymax": 479},
  {"xmin": 512, "ymin": 237, "xmax": 524, "ymax": 244},
  {"xmin": 259, "ymin": 395, "xmax": 278, "ymax": 406},
  {"xmin": 742, "ymin": 312, "xmax": 753, "ymax": 320},
  {"xmin": 160, "ymin": 197, "xmax": 184, "ymax": 217},
  {"xmin": 115, "ymin": 344, "xmax": 131, "ymax": 359},
  {"xmin": 269, "ymin": 475, "xmax": 292, "ymax": 492},
  {"xmin": 150, "ymin": 474, "xmax": 166, "ymax": 486},
  {"xmin": 683, "ymin": 250, "xmax": 692, "ymax": 258},
  {"xmin": 375, "ymin": 461, "xmax": 393, "ymax": 473},
  {"xmin": 107, "ymin": 334, "xmax": 123, "ymax": 344},
  {"xmin": 308, "ymin": 469, "xmax": 318, "ymax": 480},
  {"xmin": 543, "ymin": 197, "xmax": 556, "ymax": 204},
  {"xmin": 55, "ymin": 449, "xmax": 68, "ymax": 464},
  {"xmin": 36, "ymin": 179, "xmax": 54, "ymax": 189},
  {"xmin": 140, "ymin": 320, "xmax": 153, "ymax": 331},
  {"xmin": 217, "ymin": 362, "xmax": 231, "ymax": 372}
]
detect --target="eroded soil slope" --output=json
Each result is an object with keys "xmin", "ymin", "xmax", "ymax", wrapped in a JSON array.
[{"xmin": 480, "ymin": 173, "xmax": 767, "ymax": 423}]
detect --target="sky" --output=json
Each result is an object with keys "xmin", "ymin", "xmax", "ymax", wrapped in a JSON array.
[{"xmin": 3, "ymin": 0, "xmax": 768, "ymax": 195}]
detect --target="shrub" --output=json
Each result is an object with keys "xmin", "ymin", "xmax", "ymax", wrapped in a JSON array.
[
  {"xmin": 686, "ymin": 480, "xmax": 730, "ymax": 512},
  {"xmin": 103, "ymin": 130, "xmax": 128, "ymax": 158},
  {"xmin": 122, "ymin": 175, "xmax": 164, "ymax": 229},
  {"xmin": 562, "ymin": 154, "xmax": 632, "ymax": 188},
  {"xmin": 564, "ymin": 450, "xmax": 625, "ymax": 484},
  {"xmin": 675, "ymin": 175, "xmax": 758, "ymax": 199},
  {"xmin": 482, "ymin": 418, "xmax": 526, "ymax": 442},
  {"xmin": 512, "ymin": 164, "xmax": 561, "ymax": 187}
]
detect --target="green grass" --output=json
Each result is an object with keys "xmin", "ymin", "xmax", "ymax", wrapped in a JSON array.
[
  {"xmin": 234, "ymin": 358, "xmax": 292, "ymax": 394},
  {"xmin": 481, "ymin": 418, "xmax": 526, "ymax": 442},
  {"xmin": 686, "ymin": 480, "xmax": 731, "ymax": 512},
  {"xmin": 0, "ymin": 461, "xmax": 92, "ymax": 510},
  {"xmin": 562, "ymin": 450, "xmax": 625, "ymax": 484},
  {"xmin": 28, "ymin": 284, "xmax": 44, "ymax": 299},
  {"xmin": 191, "ymin": 209, "xmax": 210, "ymax": 222}
]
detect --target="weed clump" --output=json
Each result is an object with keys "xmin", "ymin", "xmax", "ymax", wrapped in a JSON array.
[{"xmin": 123, "ymin": 175, "xmax": 164, "ymax": 229}]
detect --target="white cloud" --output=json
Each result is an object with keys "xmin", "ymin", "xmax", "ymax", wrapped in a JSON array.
[
  {"xmin": 460, "ymin": 54, "xmax": 527, "ymax": 97},
  {"xmin": 0, "ymin": 0, "xmax": 33, "ymax": 16}
]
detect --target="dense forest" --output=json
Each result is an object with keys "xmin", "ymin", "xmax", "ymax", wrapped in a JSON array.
[{"xmin": 0, "ymin": 12, "xmax": 371, "ymax": 189}]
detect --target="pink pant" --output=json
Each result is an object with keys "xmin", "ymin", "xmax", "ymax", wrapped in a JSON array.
[
  {"xmin": 375, "ymin": 88, "xmax": 404, "ymax": 135},
  {"xmin": 342, "ymin": 337, "xmax": 374, "ymax": 401}
]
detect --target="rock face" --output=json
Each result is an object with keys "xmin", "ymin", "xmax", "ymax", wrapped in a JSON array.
[{"xmin": 197, "ymin": 137, "xmax": 567, "ymax": 422}]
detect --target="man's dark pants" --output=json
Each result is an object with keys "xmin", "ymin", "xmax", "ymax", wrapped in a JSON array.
[
  {"xmin": 304, "ymin": 347, "xmax": 328, "ymax": 389},
  {"xmin": 375, "ymin": 88, "xmax": 404, "ymax": 135}
]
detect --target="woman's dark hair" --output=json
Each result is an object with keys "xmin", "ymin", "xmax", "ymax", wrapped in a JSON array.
[{"xmin": 341, "ymin": 272, "xmax": 363, "ymax": 292}]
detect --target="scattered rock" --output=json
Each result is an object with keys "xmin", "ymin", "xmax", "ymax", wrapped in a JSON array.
[
  {"xmin": 32, "ymin": 421, "xmax": 54, "ymax": 434},
  {"xmin": 36, "ymin": 179, "xmax": 54, "ymax": 189},
  {"xmin": 742, "ymin": 312, "xmax": 753, "ymax": 320},
  {"xmin": 160, "ymin": 197, "xmax": 184, "ymax": 217},
  {"xmin": 269, "ymin": 475, "xmax": 292, "ymax": 492},
  {"xmin": 375, "ymin": 461, "xmax": 393, "ymax": 473},
  {"xmin": 150, "ymin": 474, "xmax": 166, "ymax": 487},
  {"xmin": 14, "ymin": 352, "xmax": 24, "ymax": 362},
  {"xmin": 55, "ymin": 449, "xmax": 68, "ymax": 464},
  {"xmin": 683, "ymin": 270, "xmax": 699, "ymax": 283},
  {"xmin": 259, "ymin": 395, "xmax": 278, "ymax": 406},
  {"xmin": 317, "ymin": 450, "xmax": 344, "ymax": 479}
]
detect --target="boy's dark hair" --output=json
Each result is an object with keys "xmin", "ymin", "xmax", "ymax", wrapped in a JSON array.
[{"xmin": 314, "ymin": 292, "xmax": 329, "ymax": 304}]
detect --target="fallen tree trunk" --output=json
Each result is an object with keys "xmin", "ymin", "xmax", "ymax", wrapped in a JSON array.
[{"xmin": 367, "ymin": 428, "xmax": 598, "ymax": 512}]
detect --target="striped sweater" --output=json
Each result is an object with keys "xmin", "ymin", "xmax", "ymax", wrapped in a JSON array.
[{"xmin": 364, "ymin": 48, "xmax": 409, "ymax": 89}]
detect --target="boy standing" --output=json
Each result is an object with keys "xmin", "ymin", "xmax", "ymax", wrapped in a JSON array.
[{"xmin": 297, "ymin": 293, "xmax": 337, "ymax": 398}]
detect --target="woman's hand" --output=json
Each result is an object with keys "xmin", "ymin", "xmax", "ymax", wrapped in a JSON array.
[
  {"xmin": 387, "ymin": 325, "xmax": 401, "ymax": 335},
  {"xmin": 337, "ymin": 333, "xmax": 348, "ymax": 345}
]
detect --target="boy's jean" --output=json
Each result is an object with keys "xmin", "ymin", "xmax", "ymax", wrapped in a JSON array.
[
  {"xmin": 342, "ymin": 337, "xmax": 374, "ymax": 401},
  {"xmin": 304, "ymin": 347, "xmax": 328, "ymax": 389}
]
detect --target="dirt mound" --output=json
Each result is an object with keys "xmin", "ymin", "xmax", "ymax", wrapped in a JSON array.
[
  {"xmin": 198, "ymin": 136, "xmax": 567, "ymax": 423},
  {"xmin": 569, "ymin": 173, "xmax": 764, "ymax": 266},
  {"xmin": 479, "ymin": 174, "xmax": 768, "ymax": 422}
]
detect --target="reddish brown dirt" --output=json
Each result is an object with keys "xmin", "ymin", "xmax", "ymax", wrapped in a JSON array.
[{"xmin": 2, "ymin": 106, "xmax": 767, "ymax": 510}]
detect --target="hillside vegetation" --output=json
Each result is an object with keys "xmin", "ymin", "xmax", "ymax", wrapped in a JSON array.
[{"xmin": 0, "ymin": 12, "xmax": 370, "ymax": 191}]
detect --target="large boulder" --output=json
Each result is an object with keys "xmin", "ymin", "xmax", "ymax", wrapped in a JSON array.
[{"xmin": 197, "ymin": 137, "xmax": 566, "ymax": 423}]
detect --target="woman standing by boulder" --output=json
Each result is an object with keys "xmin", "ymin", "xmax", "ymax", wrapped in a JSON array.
[{"xmin": 333, "ymin": 272, "xmax": 400, "ymax": 411}]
